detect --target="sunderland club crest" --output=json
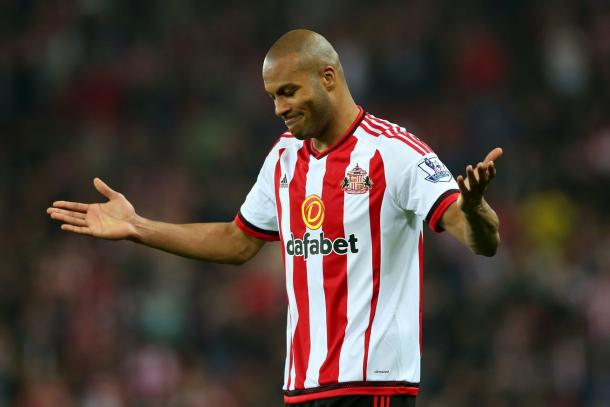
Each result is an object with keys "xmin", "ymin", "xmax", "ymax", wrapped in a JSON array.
[{"xmin": 341, "ymin": 164, "xmax": 373, "ymax": 194}]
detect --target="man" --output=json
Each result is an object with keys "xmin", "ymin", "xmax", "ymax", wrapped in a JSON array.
[{"xmin": 48, "ymin": 30, "xmax": 501, "ymax": 407}]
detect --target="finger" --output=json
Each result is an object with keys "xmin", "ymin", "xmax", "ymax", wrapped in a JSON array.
[
  {"xmin": 476, "ymin": 162, "xmax": 488, "ymax": 186},
  {"xmin": 47, "ymin": 207, "xmax": 86, "ymax": 219},
  {"xmin": 467, "ymin": 165, "xmax": 484, "ymax": 196},
  {"xmin": 50, "ymin": 211, "xmax": 88, "ymax": 227},
  {"xmin": 488, "ymin": 161, "xmax": 496, "ymax": 180},
  {"xmin": 467, "ymin": 165, "xmax": 479, "ymax": 189},
  {"xmin": 60, "ymin": 224, "xmax": 93, "ymax": 235},
  {"xmin": 484, "ymin": 147, "xmax": 503, "ymax": 164},
  {"xmin": 52, "ymin": 201, "xmax": 89, "ymax": 213},
  {"xmin": 456, "ymin": 175, "xmax": 470, "ymax": 196},
  {"xmin": 479, "ymin": 161, "xmax": 496, "ymax": 184},
  {"xmin": 94, "ymin": 177, "xmax": 118, "ymax": 200}
]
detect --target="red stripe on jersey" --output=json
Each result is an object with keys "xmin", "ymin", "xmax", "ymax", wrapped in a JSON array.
[
  {"xmin": 387, "ymin": 133, "xmax": 426, "ymax": 156},
  {"xmin": 369, "ymin": 115, "xmax": 433, "ymax": 154},
  {"xmin": 363, "ymin": 115, "xmax": 385, "ymax": 133},
  {"xmin": 289, "ymin": 145, "xmax": 312, "ymax": 389},
  {"xmin": 274, "ymin": 148, "xmax": 293, "ymax": 388},
  {"xmin": 284, "ymin": 385, "xmax": 419, "ymax": 404},
  {"xmin": 374, "ymin": 396, "xmax": 378, "ymax": 407},
  {"xmin": 364, "ymin": 115, "xmax": 426, "ymax": 156},
  {"xmin": 395, "ymin": 129, "xmax": 432, "ymax": 155},
  {"xmin": 381, "ymin": 396, "xmax": 386, "ymax": 407},
  {"xmin": 418, "ymin": 232, "xmax": 424, "ymax": 355},
  {"xmin": 360, "ymin": 119, "xmax": 381, "ymax": 137},
  {"xmin": 361, "ymin": 116, "xmax": 384, "ymax": 136},
  {"xmin": 370, "ymin": 116, "xmax": 432, "ymax": 154},
  {"xmin": 317, "ymin": 136, "xmax": 358, "ymax": 384},
  {"xmin": 362, "ymin": 150, "xmax": 386, "ymax": 380},
  {"xmin": 364, "ymin": 114, "xmax": 433, "ymax": 159},
  {"xmin": 405, "ymin": 132, "xmax": 432, "ymax": 154},
  {"xmin": 428, "ymin": 192, "xmax": 459, "ymax": 232},
  {"xmin": 367, "ymin": 116, "xmax": 427, "ymax": 156}
]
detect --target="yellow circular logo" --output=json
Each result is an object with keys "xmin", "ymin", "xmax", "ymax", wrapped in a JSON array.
[{"xmin": 301, "ymin": 194, "xmax": 325, "ymax": 230}]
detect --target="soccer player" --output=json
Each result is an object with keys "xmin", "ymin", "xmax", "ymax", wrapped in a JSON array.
[{"xmin": 47, "ymin": 30, "xmax": 501, "ymax": 407}]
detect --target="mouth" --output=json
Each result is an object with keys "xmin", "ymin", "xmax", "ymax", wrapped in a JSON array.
[{"xmin": 284, "ymin": 115, "xmax": 302, "ymax": 127}]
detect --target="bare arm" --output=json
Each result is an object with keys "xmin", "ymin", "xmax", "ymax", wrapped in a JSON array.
[
  {"xmin": 47, "ymin": 178, "xmax": 265, "ymax": 265},
  {"xmin": 129, "ymin": 217, "xmax": 265, "ymax": 264},
  {"xmin": 440, "ymin": 148, "xmax": 502, "ymax": 257}
]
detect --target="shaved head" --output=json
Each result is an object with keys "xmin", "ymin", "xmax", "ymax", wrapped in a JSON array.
[
  {"xmin": 264, "ymin": 29, "xmax": 345, "ymax": 80},
  {"xmin": 262, "ymin": 30, "xmax": 358, "ymax": 147}
]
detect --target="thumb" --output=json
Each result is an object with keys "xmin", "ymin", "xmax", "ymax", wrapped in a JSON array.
[
  {"xmin": 93, "ymin": 177, "xmax": 119, "ymax": 200},
  {"xmin": 484, "ymin": 147, "xmax": 503, "ymax": 164}
]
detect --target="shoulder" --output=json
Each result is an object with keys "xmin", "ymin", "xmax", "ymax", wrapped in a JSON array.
[
  {"xmin": 268, "ymin": 132, "xmax": 302, "ymax": 154},
  {"xmin": 260, "ymin": 132, "xmax": 303, "ymax": 164},
  {"xmin": 356, "ymin": 112, "xmax": 434, "ymax": 165}
]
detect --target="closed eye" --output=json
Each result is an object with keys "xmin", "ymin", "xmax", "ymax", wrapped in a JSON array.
[
  {"xmin": 278, "ymin": 85, "xmax": 299, "ymax": 97},
  {"xmin": 266, "ymin": 85, "xmax": 300, "ymax": 100}
]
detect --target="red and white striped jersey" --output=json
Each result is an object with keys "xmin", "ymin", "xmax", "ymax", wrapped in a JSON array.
[{"xmin": 235, "ymin": 107, "xmax": 459, "ymax": 404}]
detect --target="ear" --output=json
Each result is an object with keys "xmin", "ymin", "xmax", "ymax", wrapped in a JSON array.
[{"xmin": 321, "ymin": 66, "xmax": 337, "ymax": 91}]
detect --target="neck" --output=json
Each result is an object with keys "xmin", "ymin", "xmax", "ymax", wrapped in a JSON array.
[{"xmin": 312, "ymin": 100, "xmax": 360, "ymax": 152}]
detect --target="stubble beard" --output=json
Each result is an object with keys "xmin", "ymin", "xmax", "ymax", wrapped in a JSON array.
[{"xmin": 296, "ymin": 88, "xmax": 332, "ymax": 141}]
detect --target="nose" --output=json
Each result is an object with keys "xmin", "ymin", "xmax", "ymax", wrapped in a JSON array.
[{"xmin": 274, "ymin": 98, "xmax": 290, "ymax": 118}]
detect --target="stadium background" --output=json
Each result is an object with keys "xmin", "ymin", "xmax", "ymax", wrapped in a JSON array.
[{"xmin": 2, "ymin": 0, "xmax": 609, "ymax": 405}]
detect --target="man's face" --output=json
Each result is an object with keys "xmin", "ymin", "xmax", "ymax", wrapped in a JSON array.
[{"xmin": 263, "ymin": 54, "xmax": 333, "ymax": 140}]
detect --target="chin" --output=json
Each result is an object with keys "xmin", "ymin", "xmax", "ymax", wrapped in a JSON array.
[{"xmin": 288, "ymin": 127, "xmax": 308, "ymax": 140}]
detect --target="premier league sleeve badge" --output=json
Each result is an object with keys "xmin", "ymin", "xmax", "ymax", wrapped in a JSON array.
[{"xmin": 417, "ymin": 156, "xmax": 452, "ymax": 183}]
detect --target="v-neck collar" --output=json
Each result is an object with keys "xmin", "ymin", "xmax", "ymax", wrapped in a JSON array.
[{"xmin": 305, "ymin": 106, "xmax": 365, "ymax": 160}]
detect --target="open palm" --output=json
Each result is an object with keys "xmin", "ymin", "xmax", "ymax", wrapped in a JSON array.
[
  {"xmin": 456, "ymin": 147, "xmax": 503, "ymax": 212},
  {"xmin": 47, "ymin": 178, "xmax": 137, "ymax": 240}
]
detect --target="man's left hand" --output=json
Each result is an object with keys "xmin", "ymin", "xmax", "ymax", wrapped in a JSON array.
[{"xmin": 456, "ymin": 147, "xmax": 503, "ymax": 213}]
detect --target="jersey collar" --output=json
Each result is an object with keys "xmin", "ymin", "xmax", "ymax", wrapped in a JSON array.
[{"xmin": 305, "ymin": 105, "xmax": 365, "ymax": 160}]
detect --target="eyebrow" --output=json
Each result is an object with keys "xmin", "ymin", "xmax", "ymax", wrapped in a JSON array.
[{"xmin": 268, "ymin": 83, "xmax": 299, "ymax": 97}]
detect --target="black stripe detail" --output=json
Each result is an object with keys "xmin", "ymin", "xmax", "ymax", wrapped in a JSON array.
[
  {"xmin": 284, "ymin": 381, "xmax": 419, "ymax": 396},
  {"xmin": 425, "ymin": 189, "xmax": 459, "ymax": 224},
  {"xmin": 237, "ymin": 211, "xmax": 279, "ymax": 238}
]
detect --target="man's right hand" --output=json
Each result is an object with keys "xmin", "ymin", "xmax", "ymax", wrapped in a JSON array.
[
  {"xmin": 47, "ymin": 177, "xmax": 137, "ymax": 240},
  {"xmin": 48, "ymin": 177, "xmax": 266, "ymax": 264}
]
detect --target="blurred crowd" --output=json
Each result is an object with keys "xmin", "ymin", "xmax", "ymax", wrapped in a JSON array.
[{"xmin": 2, "ymin": 0, "xmax": 609, "ymax": 406}]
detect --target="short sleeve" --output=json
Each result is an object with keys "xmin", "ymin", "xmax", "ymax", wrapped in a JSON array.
[
  {"xmin": 396, "ymin": 153, "xmax": 460, "ymax": 233},
  {"xmin": 235, "ymin": 147, "xmax": 281, "ymax": 241}
]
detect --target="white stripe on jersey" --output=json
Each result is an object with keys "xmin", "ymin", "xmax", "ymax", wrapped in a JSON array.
[
  {"xmin": 284, "ymin": 308, "xmax": 292, "ymax": 387},
  {"xmin": 303, "ymin": 156, "xmax": 328, "ymax": 388},
  {"xmin": 338, "ymin": 132, "xmax": 377, "ymax": 382}
]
